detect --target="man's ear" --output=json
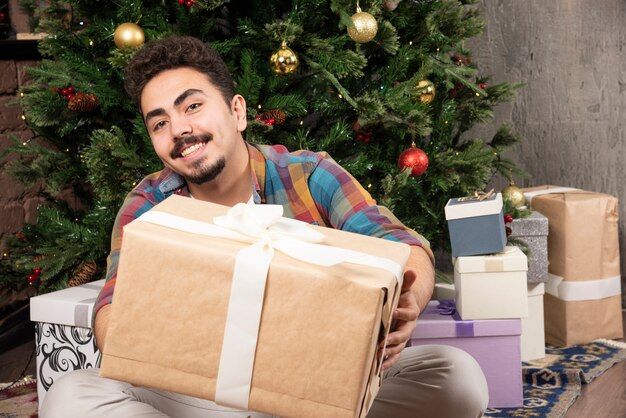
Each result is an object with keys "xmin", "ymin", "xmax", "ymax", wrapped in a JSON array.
[{"xmin": 231, "ymin": 94, "xmax": 248, "ymax": 132}]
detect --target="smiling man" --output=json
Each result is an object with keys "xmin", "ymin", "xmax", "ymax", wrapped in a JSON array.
[{"xmin": 40, "ymin": 35, "xmax": 488, "ymax": 418}]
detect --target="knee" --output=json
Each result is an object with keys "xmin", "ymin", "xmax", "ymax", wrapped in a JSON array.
[
  {"xmin": 40, "ymin": 369, "xmax": 101, "ymax": 418},
  {"xmin": 432, "ymin": 345, "xmax": 489, "ymax": 416}
]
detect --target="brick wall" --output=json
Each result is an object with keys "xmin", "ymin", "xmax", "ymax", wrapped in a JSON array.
[
  {"xmin": 0, "ymin": 59, "xmax": 43, "ymax": 254},
  {"xmin": 0, "ymin": 0, "xmax": 43, "ymax": 255}
]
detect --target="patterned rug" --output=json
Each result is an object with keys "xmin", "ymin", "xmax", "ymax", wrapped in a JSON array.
[
  {"xmin": 484, "ymin": 339, "xmax": 626, "ymax": 418},
  {"xmin": 0, "ymin": 376, "xmax": 37, "ymax": 418}
]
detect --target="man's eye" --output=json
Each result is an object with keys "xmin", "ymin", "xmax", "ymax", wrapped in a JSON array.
[
  {"xmin": 153, "ymin": 121, "xmax": 167, "ymax": 131},
  {"xmin": 187, "ymin": 103, "xmax": 201, "ymax": 112}
]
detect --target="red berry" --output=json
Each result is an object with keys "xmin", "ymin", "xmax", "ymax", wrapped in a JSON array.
[
  {"xmin": 61, "ymin": 88, "xmax": 69, "ymax": 96},
  {"xmin": 28, "ymin": 274, "xmax": 38, "ymax": 282},
  {"xmin": 479, "ymin": 83, "xmax": 487, "ymax": 89},
  {"xmin": 66, "ymin": 93, "xmax": 74, "ymax": 100},
  {"xmin": 504, "ymin": 214, "xmax": 513, "ymax": 223},
  {"xmin": 178, "ymin": 0, "xmax": 184, "ymax": 3},
  {"xmin": 67, "ymin": 86, "xmax": 75, "ymax": 94},
  {"xmin": 185, "ymin": 0, "xmax": 193, "ymax": 6}
]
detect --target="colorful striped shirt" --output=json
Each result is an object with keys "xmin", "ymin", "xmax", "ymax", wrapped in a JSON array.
[{"xmin": 94, "ymin": 142, "xmax": 433, "ymax": 317}]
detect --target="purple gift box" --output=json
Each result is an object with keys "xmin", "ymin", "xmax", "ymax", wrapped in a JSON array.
[{"xmin": 410, "ymin": 300, "xmax": 522, "ymax": 408}]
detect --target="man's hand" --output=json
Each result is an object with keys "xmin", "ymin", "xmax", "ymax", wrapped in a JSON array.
[{"xmin": 378, "ymin": 245, "xmax": 434, "ymax": 370}]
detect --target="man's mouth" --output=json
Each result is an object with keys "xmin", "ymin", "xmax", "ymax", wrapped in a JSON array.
[
  {"xmin": 180, "ymin": 142, "xmax": 205, "ymax": 157},
  {"xmin": 171, "ymin": 134, "xmax": 212, "ymax": 159}
]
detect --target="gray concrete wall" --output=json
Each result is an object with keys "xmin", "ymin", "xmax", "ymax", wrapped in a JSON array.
[{"xmin": 467, "ymin": 0, "xmax": 626, "ymax": 304}]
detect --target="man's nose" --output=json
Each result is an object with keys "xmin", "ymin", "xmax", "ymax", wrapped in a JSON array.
[{"xmin": 171, "ymin": 115, "xmax": 192, "ymax": 139}]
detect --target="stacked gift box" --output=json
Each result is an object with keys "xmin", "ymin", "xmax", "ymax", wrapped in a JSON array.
[
  {"xmin": 411, "ymin": 192, "xmax": 531, "ymax": 407},
  {"xmin": 523, "ymin": 186, "xmax": 623, "ymax": 347}
]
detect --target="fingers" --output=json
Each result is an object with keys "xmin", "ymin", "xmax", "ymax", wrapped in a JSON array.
[{"xmin": 378, "ymin": 341, "xmax": 405, "ymax": 370}]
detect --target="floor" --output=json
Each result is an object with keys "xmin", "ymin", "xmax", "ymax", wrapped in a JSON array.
[{"xmin": 1, "ymin": 312, "xmax": 625, "ymax": 417}]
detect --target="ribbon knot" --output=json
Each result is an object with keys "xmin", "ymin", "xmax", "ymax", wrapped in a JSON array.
[{"xmin": 456, "ymin": 188, "xmax": 495, "ymax": 203}]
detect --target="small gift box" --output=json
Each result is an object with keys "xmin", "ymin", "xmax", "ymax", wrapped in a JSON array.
[
  {"xmin": 454, "ymin": 246, "xmax": 528, "ymax": 320},
  {"xmin": 100, "ymin": 195, "xmax": 410, "ymax": 418},
  {"xmin": 444, "ymin": 192, "xmax": 507, "ymax": 257},
  {"xmin": 509, "ymin": 211, "xmax": 549, "ymax": 283},
  {"xmin": 411, "ymin": 300, "xmax": 523, "ymax": 408},
  {"xmin": 30, "ymin": 280, "xmax": 105, "ymax": 409},
  {"xmin": 523, "ymin": 185, "xmax": 623, "ymax": 346}
]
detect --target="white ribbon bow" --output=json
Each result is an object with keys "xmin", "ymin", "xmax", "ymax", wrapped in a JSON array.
[{"xmin": 137, "ymin": 203, "xmax": 403, "ymax": 410}]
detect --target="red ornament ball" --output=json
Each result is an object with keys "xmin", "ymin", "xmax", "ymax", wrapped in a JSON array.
[{"xmin": 398, "ymin": 145, "xmax": 429, "ymax": 176}]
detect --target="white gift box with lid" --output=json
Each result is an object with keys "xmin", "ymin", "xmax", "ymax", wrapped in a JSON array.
[
  {"xmin": 29, "ymin": 280, "xmax": 104, "ymax": 409},
  {"xmin": 454, "ymin": 246, "xmax": 528, "ymax": 320},
  {"xmin": 521, "ymin": 283, "xmax": 546, "ymax": 361}
]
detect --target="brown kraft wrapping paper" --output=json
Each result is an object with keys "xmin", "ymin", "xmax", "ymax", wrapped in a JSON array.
[
  {"xmin": 523, "ymin": 185, "xmax": 623, "ymax": 346},
  {"xmin": 100, "ymin": 195, "xmax": 410, "ymax": 418}
]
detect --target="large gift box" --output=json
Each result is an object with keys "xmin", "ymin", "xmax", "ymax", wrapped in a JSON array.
[
  {"xmin": 520, "ymin": 283, "xmax": 546, "ymax": 361},
  {"xmin": 524, "ymin": 186, "xmax": 623, "ymax": 346},
  {"xmin": 100, "ymin": 195, "xmax": 410, "ymax": 418},
  {"xmin": 411, "ymin": 300, "xmax": 523, "ymax": 408},
  {"xmin": 444, "ymin": 192, "xmax": 507, "ymax": 257},
  {"xmin": 509, "ymin": 211, "xmax": 549, "ymax": 283},
  {"xmin": 454, "ymin": 246, "xmax": 529, "ymax": 320},
  {"xmin": 30, "ymin": 280, "xmax": 104, "ymax": 408}
]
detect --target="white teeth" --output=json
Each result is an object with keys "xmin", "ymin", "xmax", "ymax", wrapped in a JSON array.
[{"xmin": 180, "ymin": 142, "xmax": 205, "ymax": 157}]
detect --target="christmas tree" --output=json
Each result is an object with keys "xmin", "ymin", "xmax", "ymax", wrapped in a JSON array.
[{"xmin": 1, "ymin": 0, "xmax": 525, "ymax": 293}]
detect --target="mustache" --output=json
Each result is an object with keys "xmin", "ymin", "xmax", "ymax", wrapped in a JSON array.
[{"xmin": 170, "ymin": 134, "xmax": 213, "ymax": 158}]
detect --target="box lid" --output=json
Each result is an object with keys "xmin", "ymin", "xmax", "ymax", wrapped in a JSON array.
[
  {"xmin": 454, "ymin": 246, "xmax": 528, "ymax": 273},
  {"xmin": 30, "ymin": 279, "xmax": 105, "ymax": 328},
  {"xmin": 445, "ymin": 193, "xmax": 503, "ymax": 221},
  {"xmin": 413, "ymin": 300, "xmax": 521, "ymax": 339},
  {"xmin": 509, "ymin": 211, "xmax": 548, "ymax": 237}
]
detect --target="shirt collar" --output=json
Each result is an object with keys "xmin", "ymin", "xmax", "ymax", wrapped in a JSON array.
[{"xmin": 156, "ymin": 141, "xmax": 267, "ymax": 203}]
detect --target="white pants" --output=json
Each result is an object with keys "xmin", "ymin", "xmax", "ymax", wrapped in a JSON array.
[{"xmin": 40, "ymin": 345, "xmax": 489, "ymax": 418}]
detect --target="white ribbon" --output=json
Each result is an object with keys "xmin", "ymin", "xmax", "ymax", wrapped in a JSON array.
[
  {"xmin": 136, "ymin": 203, "xmax": 403, "ymax": 410},
  {"xmin": 546, "ymin": 273, "xmax": 622, "ymax": 301}
]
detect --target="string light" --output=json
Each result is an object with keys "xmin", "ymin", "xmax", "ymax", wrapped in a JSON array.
[
  {"xmin": 409, "ymin": 41, "xmax": 413, "ymax": 46},
  {"xmin": 299, "ymin": 120, "xmax": 303, "ymax": 125},
  {"xmin": 20, "ymin": 114, "xmax": 26, "ymax": 120},
  {"xmin": 89, "ymin": 40, "xmax": 94, "ymax": 46},
  {"xmin": 257, "ymin": 104, "xmax": 262, "ymax": 109},
  {"xmin": 338, "ymin": 94, "xmax": 343, "ymax": 99},
  {"xmin": 367, "ymin": 183, "xmax": 372, "ymax": 189}
]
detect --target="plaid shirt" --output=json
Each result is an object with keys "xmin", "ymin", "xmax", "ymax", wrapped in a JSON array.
[{"xmin": 94, "ymin": 143, "xmax": 432, "ymax": 317}]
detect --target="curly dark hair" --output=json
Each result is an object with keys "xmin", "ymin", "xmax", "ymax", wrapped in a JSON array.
[{"xmin": 124, "ymin": 35, "xmax": 236, "ymax": 110}]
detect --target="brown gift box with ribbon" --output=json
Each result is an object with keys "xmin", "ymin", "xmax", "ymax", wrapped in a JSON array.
[
  {"xmin": 523, "ymin": 186, "xmax": 623, "ymax": 346},
  {"xmin": 100, "ymin": 195, "xmax": 410, "ymax": 418}
]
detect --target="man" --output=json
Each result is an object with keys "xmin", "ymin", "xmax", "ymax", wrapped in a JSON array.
[{"xmin": 41, "ymin": 35, "xmax": 488, "ymax": 418}]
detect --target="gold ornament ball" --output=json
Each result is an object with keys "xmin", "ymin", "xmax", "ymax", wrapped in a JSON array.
[
  {"xmin": 114, "ymin": 22, "xmax": 145, "ymax": 49},
  {"xmin": 347, "ymin": 11, "xmax": 378, "ymax": 43},
  {"xmin": 415, "ymin": 79, "xmax": 436, "ymax": 104},
  {"xmin": 502, "ymin": 183, "xmax": 526, "ymax": 208},
  {"xmin": 270, "ymin": 42, "xmax": 299, "ymax": 76}
]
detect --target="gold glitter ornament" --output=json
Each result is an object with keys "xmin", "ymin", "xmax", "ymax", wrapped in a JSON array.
[
  {"xmin": 270, "ymin": 41, "xmax": 299, "ymax": 76},
  {"xmin": 414, "ymin": 79, "xmax": 436, "ymax": 104},
  {"xmin": 113, "ymin": 22, "xmax": 145, "ymax": 48},
  {"xmin": 502, "ymin": 183, "xmax": 526, "ymax": 208},
  {"xmin": 347, "ymin": 7, "xmax": 378, "ymax": 43}
]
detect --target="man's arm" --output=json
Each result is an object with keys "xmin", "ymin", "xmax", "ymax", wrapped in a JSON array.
[
  {"xmin": 95, "ymin": 304, "xmax": 112, "ymax": 352},
  {"xmin": 379, "ymin": 245, "xmax": 434, "ymax": 370}
]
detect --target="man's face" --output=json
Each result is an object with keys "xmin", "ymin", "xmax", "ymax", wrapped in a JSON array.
[{"xmin": 141, "ymin": 67, "xmax": 247, "ymax": 184}]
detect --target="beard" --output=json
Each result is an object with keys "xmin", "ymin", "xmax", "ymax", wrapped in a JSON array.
[
  {"xmin": 170, "ymin": 134, "xmax": 226, "ymax": 185},
  {"xmin": 186, "ymin": 156, "xmax": 226, "ymax": 184}
]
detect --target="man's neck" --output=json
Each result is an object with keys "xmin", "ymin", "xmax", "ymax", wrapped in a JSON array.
[{"xmin": 187, "ymin": 142, "xmax": 252, "ymax": 207}]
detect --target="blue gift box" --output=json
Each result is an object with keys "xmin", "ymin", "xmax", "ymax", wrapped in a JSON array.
[{"xmin": 444, "ymin": 192, "xmax": 507, "ymax": 257}]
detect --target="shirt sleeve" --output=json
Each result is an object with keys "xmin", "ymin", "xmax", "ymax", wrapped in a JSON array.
[
  {"xmin": 307, "ymin": 154, "xmax": 434, "ymax": 263},
  {"xmin": 92, "ymin": 177, "xmax": 165, "ymax": 322}
]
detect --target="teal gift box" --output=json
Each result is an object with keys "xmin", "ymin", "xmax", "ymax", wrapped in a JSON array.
[{"xmin": 445, "ymin": 192, "xmax": 507, "ymax": 257}]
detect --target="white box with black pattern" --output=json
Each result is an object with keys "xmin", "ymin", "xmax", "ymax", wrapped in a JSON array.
[{"xmin": 29, "ymin": 280, "xmax": 104, "ymax": 409}]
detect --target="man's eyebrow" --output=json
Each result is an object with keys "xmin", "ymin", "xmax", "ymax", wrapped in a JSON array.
[
  {"xmin": 144, "ymin": 89, "xmax": 205, "ymax": 123},
  {"xmin": 174, "ymin": 89, "xmax": 204, "ymax": 107}
]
